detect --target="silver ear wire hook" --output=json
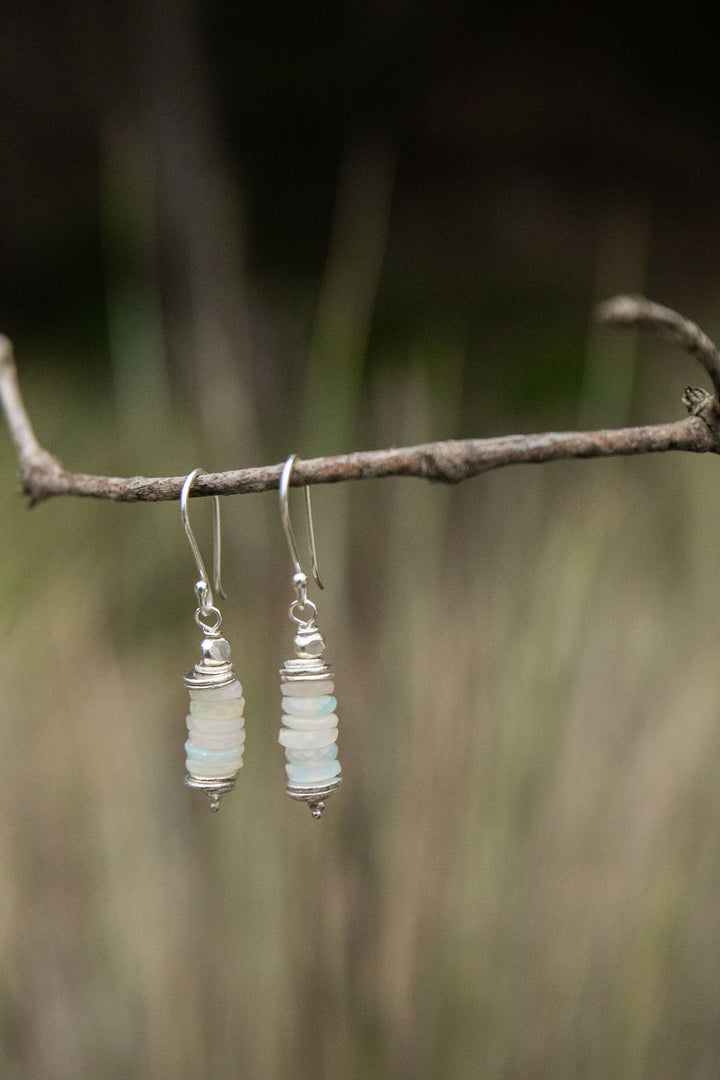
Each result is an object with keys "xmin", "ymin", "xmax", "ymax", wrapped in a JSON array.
[
  {"xmin": 181, "ymin": 468, "xmax": 227, "ymax": 606},
  {"xmin": 279, "ymin": 454, "xmax": 324, "ymax": 591}
]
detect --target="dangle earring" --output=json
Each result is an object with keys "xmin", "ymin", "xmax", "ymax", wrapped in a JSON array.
[
  {"xmin": 180, "ymin": 469, "xmax": 247, "ymax": 811},
  {"xmin": 277, "ymin": 455, "xmax": 342, "ymax": 818}
]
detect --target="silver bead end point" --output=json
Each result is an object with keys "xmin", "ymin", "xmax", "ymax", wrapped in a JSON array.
[
  {"xmin": 185, "ymin": 773, "xmax": 236, "ymax": 811},
  {"xmin": 287, "ymin": 776, "xmax": 342, "ymax": 817}
]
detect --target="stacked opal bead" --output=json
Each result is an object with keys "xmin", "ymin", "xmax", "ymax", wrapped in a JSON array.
[
  {"xmin": 279, "ymin": 648, "xmax": 342, "ymax": 817},
  {"xmin": 184, "ymin": 632, "xmax": 246, "ymax": 811}
]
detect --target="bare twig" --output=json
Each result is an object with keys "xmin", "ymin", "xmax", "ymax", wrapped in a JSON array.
[
  {"xmin": 0, "ymin": 335, "xmax": 64, "ymax": 487},
  {"xmin": 598, "ymin": 294, "xmax": 720, "ymax": 406},
  {"xmin": 1, "ymin": 297, "xmax": 719, "ymax": 505}
]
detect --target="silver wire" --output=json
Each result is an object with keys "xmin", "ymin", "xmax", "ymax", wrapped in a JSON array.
[
  {"xmin": 180, "ymin": 468, "xmax": 227, "ymax": 605},
  {"xmin": 279, "ymin": 454, "xmax": 324, "ymax": 590}
]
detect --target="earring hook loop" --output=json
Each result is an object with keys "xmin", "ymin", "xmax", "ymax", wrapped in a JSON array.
[
  {"xmin": 181, "ymin": 468, "xmax": 227, "ymax": 606},
  {"xmin": 279, "ymin": 455, "xmax": 324, "ymax": 590}
]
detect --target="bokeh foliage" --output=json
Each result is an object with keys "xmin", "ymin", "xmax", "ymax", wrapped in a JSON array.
[{"xmin": 2, "ymin": 2, "xmax": 720, "ymax": 1078}]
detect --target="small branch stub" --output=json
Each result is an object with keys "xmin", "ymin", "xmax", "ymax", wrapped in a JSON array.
[
  {"xmin": 597, "ymin": 294, "xmax": 720, "ymax": 410},
  {"xmin": 682, "ymin": 386, "xmax": 716, "ymax": 423}
]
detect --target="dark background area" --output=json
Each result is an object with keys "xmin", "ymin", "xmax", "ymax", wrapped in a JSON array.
[{"xmin": 2, "ymin": 0, "xmax": 720, "ymax": 402}]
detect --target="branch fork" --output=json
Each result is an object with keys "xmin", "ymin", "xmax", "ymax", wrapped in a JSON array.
[{"xmin": 1, "ymin": 296, "xmax": 719, "ymax": 506}]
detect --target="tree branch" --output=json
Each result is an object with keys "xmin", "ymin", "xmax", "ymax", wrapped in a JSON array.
[{"xmin": 1, "ymin": 297, "xmax": 719, "ymax": 505}]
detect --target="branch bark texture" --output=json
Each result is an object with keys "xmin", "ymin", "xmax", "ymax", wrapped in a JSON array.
[{"xmin": 1, "ymin": 296, "xmax": 719, "ymax": 505}]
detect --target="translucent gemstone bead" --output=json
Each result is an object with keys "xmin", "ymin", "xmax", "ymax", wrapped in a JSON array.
[
  {"xmin": 284, "ymin": 744, "xmax": 338, "ymax": 766},
  {"xmin": 285, "ymin": 760, "xmax": 342, "ymax": 783},
  {"xmin": 189, "ymin": 680, "xmax": 243, "ymax": 701},
  {"xmin": 278, "ymin": 727, "xmax": 338, "ymax": 749},
  {"xmin": 186, "ymin": 757, "xmax": 243, "ymax": 779},
  {"xmin": 186, "ymin": 714, "xmax": 245, "ymax": 736},
  {"xmin": 281, "ymin": 711, "xmax": 338, "ymax": 731},
  {"xmin": 185, "ymin": 739, "xmax": 244, "ymax": 762},
  {"xmin": 281, "ymin": 695, "xmax": 337, "ymax": 716},
  {"xmin": 187, "ymin": 728, "xmax": 247, "ymax": 751},
  {"xmin": 281, "ymin": 679, "xmax": 334, "ymax": 698},
  {"xmin": 189, "ymin": 697, "xmax": 245, "ymax": 720}
]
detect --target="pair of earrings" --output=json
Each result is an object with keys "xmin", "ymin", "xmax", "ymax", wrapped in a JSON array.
[{"xmin": 179, "ymin": 455, "xmax": 341, "ymax": 819}]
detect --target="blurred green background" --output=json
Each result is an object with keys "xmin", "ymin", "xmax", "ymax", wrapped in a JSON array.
[{"xmin": 2, "ymin": 3, "xmax": 720, "ymax": 1078}]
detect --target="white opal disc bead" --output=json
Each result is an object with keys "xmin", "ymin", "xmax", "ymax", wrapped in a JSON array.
[
  {"xmin": 281, "ymin": 679, "xmax": 334, "ymax": 698},
  {"xmin": 185, "ymin": 739, "xmax": 244, "ymax": 761},
  {"xmin": 186, "ymin": 757, "xmax": 243, "ymax": 779},
  {"xmin": 281, "ymin": 695, "xmax": 336, "ymax": 716},
  {"xmin": 286, "ymin": 760, "xmax": 342, "ymax": 783},
  {"xmin": 186, "ymin": 714, "xmax": 245, "ymax": 736},
  {"xmin": 279, "ymin": 727, "xmax": 338, "ymax": 749},
  {"xmin": 284, "ymin": 744, "xmax": 338, "ymax": 765},
  {"xmin": 189, "ymin": 697, "xmax": 246, "ymax": 720},
  {"xmin": 189, "ymin": 680, "xmax": 244, "ymax": 701},
  {"xmin": 281, "ymin": 712, "xmax": 338, "ymax": 731},
  {"xmin": 187, "ymin": 728, "xmax": 247, "ymax": 751}
]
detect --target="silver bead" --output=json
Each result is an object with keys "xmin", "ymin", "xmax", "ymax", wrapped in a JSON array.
[
  {"xmin": 200, "ymin": 636, "xmax": 232, "ymax": 662},
  {"xmin": 293, "ymin": 625, "xmax": 326, "ymax": 659}
]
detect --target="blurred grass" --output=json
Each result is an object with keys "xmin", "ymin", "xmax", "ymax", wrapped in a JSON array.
[{"xmin": 2, "ymin": 354, "xmax": 720, "ymax": 1079}]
